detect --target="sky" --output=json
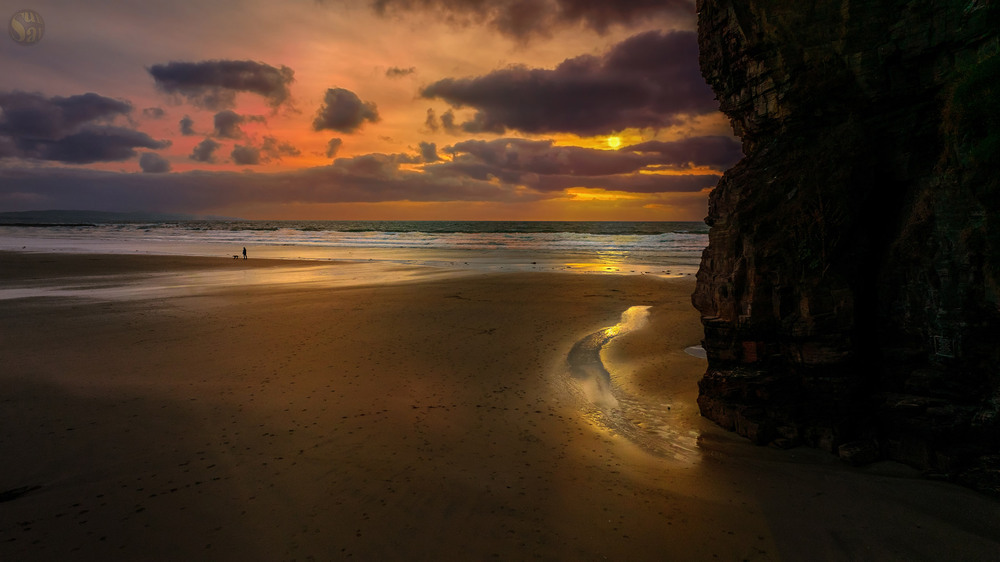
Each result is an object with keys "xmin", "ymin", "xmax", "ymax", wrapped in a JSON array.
[{"xmin": 0, "ymin": 0, "xmax": 738, "ymax": 220}]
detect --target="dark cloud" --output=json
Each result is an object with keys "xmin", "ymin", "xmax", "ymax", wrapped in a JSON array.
[
  {"xmin": 431, "ymin": 137, "xmax": 724, "ymax": 192},
  {"xmin": 386, "ymin": 66, "xmax": 416, "ymax": 78},
  {"xmin": 179, "ymin": 115, "xmax": 195, "ymax": 136},
  {"xmin": 13, "ymin": 126, "xmax": 169, "ymax": 164},
  {"xmin": 313, "ymin": 88, "xmax": 380, "ymax": 133},
  {"xmin": 142, "ymin": 107, "xmax": 166, "ymax": 119},
  {"xmin": 139, "ymin": 152, "xmax": 171, "ymax": 173},
  {"xmin": 326, "ymin": 137, "xmax": 343, "ymax": 158},
  {"xmin": 0, "ymin": 91, "xmax": 131, "ymax": 140},
  {"xmin": 148, "ymin": 60, "xmax": 295, "ymax": 110},
  {"xmin": 370, "ymin": 0, "xmax": 694, "ymax": 40},
  {"xmin": 0, "ymin": 136, "xmax": 17, "ymax": 159},
  {"xmin": 525, "ymin": 171, "xmax": 720, "ymax": 193},
  {"xmin": 231, "ymin": 144, "xmax": 261, "ymax": 165},
  {"xmin": 440, "ymin": 109, "xmax": 458, "ymax": 133},
  {"xmin": 423, "ymin": 108, "xmax": 460, "ymax": 134},
  {"xmin": 421, "ymin": 30, "xmax": 715, "ymax": 135},
  {"xmin": 446, "ymin": 138, "xmax": 644, "ymax": 176},
  {"xmin": 624, "ymin": 136, "xmax": 742, "ymax": 169},
  {"xmin": 419, "ymin": 141, "xmax": 440, "ymax": 162},
  {"xmin": 190, "ymin": 138, "xmax": 220, "ymax": 163},
  {"xmin": 213, "ymin": 109, "xmax": 258, "ymax": 139},
  {"xmin": 330, "ymin": 153, "xmax": 422, "ymax": 179},
  {"xmin": 445, "ymin": 136, "xmax": 734, "ymax": 175},
  {"xmin": 0, "ymin": 131, "xmax": 726, "ymax": 214},
  {"xmin": 0, "ymin": 155, "xmax": 535, "ymax": 214},
  {"xmin": 0, "ymin": 91, "xmax": 170, "ymax": 164},
  {"xmin": 424, "ymin": 108, "xmax": 439, "ymax": 132},
  {"xmin": 260, "ymin": 136, "xmax": 301, "ymax": 161},
  {"xmin": 555, "ymin": 0, "xmax": 692, "ymax": 33}
]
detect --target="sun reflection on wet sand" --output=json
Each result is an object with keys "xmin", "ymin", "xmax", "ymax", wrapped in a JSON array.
[
  {"xmin": 567, "ymin": 306, "xmax": 701, "ymax": 463},
  {"xmin": 560, "ymin": 262, "xmax": 690, "ymax": 277},
  {"xmin": 0, "ymin": 262, "xmax": 480, "ymax": 301}
]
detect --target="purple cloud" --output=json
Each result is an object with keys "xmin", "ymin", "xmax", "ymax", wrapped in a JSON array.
[
  {"xmin": 313, "ymin": 88, "xmax": 380, "ymax": 133},
  {"xmin": 421, "ymin": 30, "xmax": 715, "ymax": 135},
  {"xmin": 0, "ymin": 91, "xmax": 131, "ymax": 140},
  {"xmin": 371, "ymin": 0, "xmax": 695, "ymax": 39},
  {"xmin": 139, "ymin": 152, "xmax": 171, "ymax": 173},
  {"xmin": 148, "ymin": 60, "xmax": 295, "ymax": 110},
  {"xmin": 0, "ymin": 155, "xmax": 537, "ymax": 214},
  {"xmin": 212, "ymin": 110, "xmax": 263, "ymax": 139},
  {"xmin": 326, "ymin": 137, "xmax": 343, "ymax": 158},
  {"xmin": 624, "ymin": 136, "xmax": 742, "ymax": 169},
  {"xmin": 190, "ymin": 138, "xmax": 220, "ymax": 163},
  {"xmin": 231, "ymin": 144, "xmax": 261, "ymax": 165},
  {"xmin": 386, "ymin": 66, "xmax": 416, "ymax": 78},
  {"xmin": 179, "ymin": 115, "xmax": 196, "ymax": 136},
  {"xmin": 419, "ymin": 141, "xmax": 440, "ymax": 162}
]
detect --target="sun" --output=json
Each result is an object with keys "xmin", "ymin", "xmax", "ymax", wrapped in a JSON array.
[{"xmin": 606, "ymin": 136, "xmax": 622, "ymax": 149}]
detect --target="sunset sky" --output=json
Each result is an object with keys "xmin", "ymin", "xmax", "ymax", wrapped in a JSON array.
[{"xmin": 0, "ymin": 0, "xmax": 738, "ymax": 220}]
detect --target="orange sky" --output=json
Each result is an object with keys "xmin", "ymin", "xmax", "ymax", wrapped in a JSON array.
[{"xmin": 0, "ymin": 0, "xmax": 737, "ymax": 220}]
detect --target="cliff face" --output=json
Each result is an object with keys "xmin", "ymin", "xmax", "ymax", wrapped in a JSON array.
[{"xmin": 693, "ymin": 0, "xmax": 1000, "ymax": 492}]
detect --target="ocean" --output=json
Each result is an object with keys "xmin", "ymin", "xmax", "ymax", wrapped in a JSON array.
[{"xmin": 0, "ymin": 219, "xmax": 708, "ymax": 277}]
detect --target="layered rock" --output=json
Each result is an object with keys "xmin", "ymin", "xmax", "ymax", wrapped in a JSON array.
[{"xmin": 693, "ymin": 0, "xmax": 1000, "ymax": 492}]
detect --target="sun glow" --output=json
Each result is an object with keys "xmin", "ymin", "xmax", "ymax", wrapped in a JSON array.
[
  {"xmin": 564, "ymin": 187, "xmax": 641, "ymax": 201},
  {"xmin": 606, "ymin": 136, "xmax": 622, "ymax": 149}
]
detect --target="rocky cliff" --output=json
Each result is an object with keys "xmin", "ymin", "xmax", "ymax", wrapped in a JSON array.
[{"xmin": 692, "ymin": 0, "xmax": 1000, "ymax": 493}]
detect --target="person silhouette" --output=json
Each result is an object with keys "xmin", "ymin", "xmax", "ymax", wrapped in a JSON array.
[{"xmin": 242, "ymin": 247, "xmax": 247, "ymax": 260}]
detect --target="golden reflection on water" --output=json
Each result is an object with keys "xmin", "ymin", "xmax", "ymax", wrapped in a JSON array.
[
  {"xmin": 0, "ymin": 262, "xmax": 476, "ymax": 302},
  {"xmin": 563, "ymin": 262, "xmax": 627, "ymax": 273},
  {"xmin": 568, "ymin": 305, "xmax": 702, "ymax": 464}
]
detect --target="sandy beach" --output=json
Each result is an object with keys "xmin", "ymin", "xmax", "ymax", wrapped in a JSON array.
[{"xmin": 1, "ymin": 252, "xmax": 998, "ymax": 560}]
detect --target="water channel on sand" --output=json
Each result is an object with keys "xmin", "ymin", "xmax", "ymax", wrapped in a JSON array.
[{"xmin": 567, "ymin": 306, "xmax": 700, "ymax": 463}]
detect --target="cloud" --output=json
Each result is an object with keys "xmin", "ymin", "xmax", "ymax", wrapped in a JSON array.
[
  {"xmin": 419, "ymin": 141, "xmax": 440, "ymax": 162},
  {"xmin": 426, "ymin": 108, "xmax": 459, "ymax": 134},
  {"xmin": 260, "ymin": 136, "xmax": 301, "ymax": 161},
  {"xmin": 217, "ymin": 135, "xmax": 302, "ymax": 166},
  {"xmin": 326, "ymin": 137, "xmax": 343, "ymax": 158},
  {"xmin": 554, "ymin": 0, "xmax": 694, "ymax": 33},
  {"xmin": 446, "ymin": 136, "xmax": 733, "ymax": 174},
  {"xmin": 424, "ymin": 108, "xmax": 439, "ymax": 132},
  {"xmin": 179, "ymin": 115, "xmax": 195, "ymax": 136},
  {"xmin": 386, "ymin": 66, "xmax": 416, "ymax": 78},
  {"xmin": 431, "ymin": 137, "xmax": 724, "ymax": 192},
  {"xmin": 190, "ymin": 138, "xmax": 221, "ymax": 163},
  {"xmin": 0, "ymin": 130, "xmax": 726, "ymax": 215},
  {"xmin": 370, "ymin": 0, "xmax": 695, "ymax": 40},
  {"xmin": 0, "ymin": 91, "xmax": 171, "ymax": 164},
  {"xmin": 212, "ymin": 110, "xmax": 243, "ymax": 139},
  {"xmin": 148, "ymin": 59, "xmax": 295, "ymax": 110},
  {"xmin": 231, "ymin": 144, "xmax": 261, "ymax": 165},
  {"xmin": 0, "ymin": 91, "xmax": 131, "ymax": 140},
  {"xmin": 624, "ymin": 136, "xmax": 742, "ymax": 169},
  {"xmin": 142, "ymin": 107, "xmax": 165, "ymax": 119},
  {"xmin": 0, "ymin": 154, "xmax": 537, "ymax": 214},
  {"xmin": 139, "ymin": 152, "xmax": 171, "ymax": 173},
  {"xmin": 440, "ymin": 109, "xmax": 458, "ymax": 132},
  {"xmin": 36, "ymin": 127, "xmax": 171, "ymax": 164},
  {"xmin": 313, "ymin": 88, "xmax": 380, "ymax": 133},
  {"xmin": 421, "ymin": 30, "xmax": 715, "ymax": 135}
]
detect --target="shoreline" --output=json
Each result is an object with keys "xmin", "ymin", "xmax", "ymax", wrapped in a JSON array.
[
  {"xmin": 1, "ymin": 252, "xmax": 998, "ymax": 560},
  {"xmin": 0, "ymin": 224, "xmax": 704, "ymax": 277}
]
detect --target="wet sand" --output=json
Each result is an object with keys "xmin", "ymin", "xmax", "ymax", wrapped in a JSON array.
[{"xmin": 1, "ymin": 252, "xmax": 998, "ymax": 560}]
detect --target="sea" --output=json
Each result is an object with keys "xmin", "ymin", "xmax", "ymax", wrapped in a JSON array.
[{"xmin": 0, "ymin": 217, "xmax": 708, "ymax": 277}]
